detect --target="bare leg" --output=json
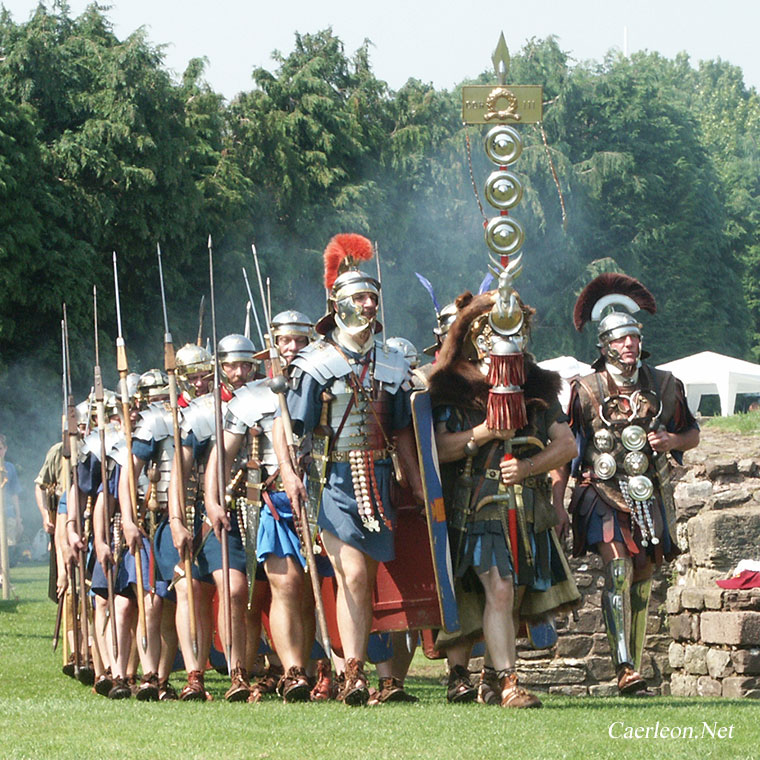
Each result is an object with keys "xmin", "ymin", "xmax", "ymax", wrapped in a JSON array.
[
  {"xmin": 477, "ymin": 567, "xmax": 516, "ymax": 671},
  {"xmin": 321, "ymin": 531, "xmax": 378, "ymax": 662},
  {"xmin": 265, "ymin": 555, "xmax": 306, "ymax": 671},
  {"xmin": 158, "ymin": 598, "xmax": 178, "ymax": 684}
]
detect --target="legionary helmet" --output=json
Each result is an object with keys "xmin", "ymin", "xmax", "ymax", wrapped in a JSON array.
[
  {"xmin": 217, "ymin": 333, "xmax": 256, "ymax": 364},
  {"xmin": 434, "ymin": 303, "xmax": 459, "ymax": 338},
  {"xmin": 270, "ymin": 310, "xmax": 314, "ymax": 341},
  {"xmin": 175, "ymin": 343, "xmax": 213, "ymax": 398},
  {"xmin": 316, "ymin": 234, "xmax": 380, "ymax": 336},
  {"xmin": 136, "ymin": 369, "xmax": 169, "ymax": 404},
  {"xmin": 75, "ymin": 400, "xmax": 90, "ymax": 429},
  {"xmin": 573, "ymin": 273, "xmax": 656, "ymax": 373},
  {"xmin": 217, "ymin": 333, "xmax": 257, "ymax": 387},
  {"xmin": 386, "ymin": 337, "xmax": 419, "ymax": 369},
  {"xmin": 423, "ymin": 302, "xmax": 459, "ymax": 356}
]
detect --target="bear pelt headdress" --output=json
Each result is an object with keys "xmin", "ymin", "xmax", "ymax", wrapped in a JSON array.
[{"xmin": 428, "ymin": 291, "xmax": 562, "ymax": 414}]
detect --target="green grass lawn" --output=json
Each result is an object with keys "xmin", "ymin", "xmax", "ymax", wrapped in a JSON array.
[{"xmin": 0, "ymin": 564, "xmax": 757, "ymax": 760}]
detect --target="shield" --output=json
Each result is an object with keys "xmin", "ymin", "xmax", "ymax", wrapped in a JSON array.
[{"xmin": 410, "ymin": 389, "xmax": 459, "ymax": 633}]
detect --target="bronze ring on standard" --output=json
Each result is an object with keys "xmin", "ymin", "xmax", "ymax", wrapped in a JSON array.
[
  {"xmin": 627, "ymin": 475, "xmax": 654, "ymax": 501},
  {"xmin": 484, "ymin": 125, "xmax": 522, "ymax": 165},
  {"xmin": 593, "ymin": 429, "xmax": 615, "ymax": 453},
  {"xmin": 484, "ymin": 170, "xmax": 523, "ymax": 210},
  {"xmin": 621, "ymin": 425, "xmax": 647, "ymax": 451},
  {"xmin": 623, "ymin": 450, "xmax": 649, "ymax": 476},
  {"xmin": 594, "ymin": 453, "xmax": 617, "ymax": 480},
  {"xmin": 485, "ymin": 216, "xmax": 524, "ymax": 256}
]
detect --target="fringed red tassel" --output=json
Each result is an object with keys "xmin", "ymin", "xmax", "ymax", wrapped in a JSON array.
[
  {"xmin": 487, "ymin": 351, "xmax": 526, "ymax": 387},
  {"xmin": 487, "ymin": 387, "xmax": 527, "ymax": 431}
]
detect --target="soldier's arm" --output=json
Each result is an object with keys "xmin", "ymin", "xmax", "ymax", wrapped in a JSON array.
[
  {"xmin": 500, "ymin": 421, "xmax": 577, "ymax": 486},
  {"xmin": 119, "ymin": 455, "xmax": 146, "ymax": 554},
  {"xmin": 92, "ymin": 491, "xmax": 112, "ymax": 572},
  {"xmin": 168, "ymin": 444, "xmax": 196, "ymax": 553},
  {"xmin": 647, "ymin": 426, "xmax": 699, "ymax": 455},
  {"xmin": 203, "ymin": 441, "xmax": 234, "ymax": 536},
  {"xmin": 273, "ymin": 417, "xmax": 307, "ymax": 519},
  {"xmin": 34, "ymin": 483, "xmax": 55, "ymax": 534}
]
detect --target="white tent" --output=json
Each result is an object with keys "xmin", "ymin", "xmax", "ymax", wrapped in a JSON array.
[
  {"xmin": 538, "ymin": 355, "xmax": 594, "ymax": 412},
  {"xmin": 657, "ymin": 351, "xmax": 760, "ymax": 416}
]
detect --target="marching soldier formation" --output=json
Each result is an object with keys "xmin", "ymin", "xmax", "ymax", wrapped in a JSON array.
[
  {"xmin": 41, "ymin": 233, "xmax": 698, "ymax": 708},
  {"xmin": 36, "ymin": 36, "xmax": 698, "ymax": 708}
]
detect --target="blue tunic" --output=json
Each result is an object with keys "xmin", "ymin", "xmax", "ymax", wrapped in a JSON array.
[{"xmin": 286, "ymin": 348, "xmax": 412, "ymax": 563}]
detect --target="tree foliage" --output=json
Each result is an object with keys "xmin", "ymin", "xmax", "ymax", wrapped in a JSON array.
[{"xmin": 0, "ymin": 5, "xmax": 758, "ymax": 469}]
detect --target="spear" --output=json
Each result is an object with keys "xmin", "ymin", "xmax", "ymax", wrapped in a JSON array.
[
  {"xmin": 93, "ymin": 286, "xmax": 118, "ymax": 661},
  {"xmin": 251, "ymin": 243, "xmax": 332, "ymax": 658},
  {"xmin": 209, "ymin": 235, "xmax": 233, "ymax": 671},
  {"xmin": 112, "ymin": 253, "xmax": 148, "ymax": 652},
  {"xmin": 57, "ymin": 320, "xmax": 77, "ymax": 663},
  {"xmin": 244, "ymin": 260, "xmax": 266, "ymax": 349},
  {"xmin": 157, "ymin": 243, "xmax": 198, "ymax": 658},
  {"xmin": 196, "ymin": 295, "xmax": 206, "ymax": 347},
  {"xmin": 63, "ymin": 304, "xmax": 91, "ymax": 675},
  {"xmin": 375, "ymin": 241, "xmax": 387, "ymax": 349}
]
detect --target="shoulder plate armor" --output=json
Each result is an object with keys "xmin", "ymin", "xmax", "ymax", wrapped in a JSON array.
[
  {"xmin": 133, "ymin": 402, "xmax": 173, "ymax": 443},
  {"xmin": 180, "ymin": 394, "xmax": 216, "ymax": 444},
  {"xmin": 373, "ymin": 340, "xmax": 410, "ymax": 392},
  {"xmin": 80, "ymin": 423, "xmax": 123, "ymax": 463},
  {"xmin": 226, "ymin": 380, "xmax": 279, "ymax": 429},
  {"xmin": 290, "ymin": 339, "xmax": 410, "ymax": 392}
]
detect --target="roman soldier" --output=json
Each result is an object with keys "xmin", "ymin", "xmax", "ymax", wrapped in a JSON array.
[
  {"xmin": 200, "ymin": 333, "xmax": 259, "ymax": 701},
  {"xmin": 561, "ymin": 273, "xmax": 699, "ymax": 694},
  {"xmin": 212, "ymin": 309, "xmax": 322, "ymax": 702},
  {"xmin": 276, "ymin": 233, "xmax": 423, "ymax": 706},
  {"xmin": 428, "ymin": 275, "xmax": 580, "ymax": 708}
]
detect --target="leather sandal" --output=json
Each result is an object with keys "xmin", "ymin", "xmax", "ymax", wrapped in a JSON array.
[
  {"xmin": 617, "ymin": 665, "xmax": 647, "ymax": 695},
  {"xmin": 279, "ymin": 666, "xmax": 311, "ymax": 703},
  {"xmin": 107, "ymin": 676, "xmax": 133, "ymax": 700},
  {"xmin": 477, "ymin": 667, "xmax": 500, "ymax": 705},
  {"xmin": 309, "ymin": 659, "xmax": 334, "ymax": 701},
  {"xmin": 499, "ymin": 671, "xmax": 542, "ymax": 708},
  {"xmin": 249, "ymin": 662, "xmax": 284, "ymax": 701},
  {"xmin": 447, "ymin": 665, "xmax": 477, "ymax": 703},
  {"xmin": 225, "ymin": 665, "xmax": 251, "ymax": 702},
  {"xmin": 94, "ymin": 669, "xmax": 113, "ymax": 698},
  {"xmin": 158, "ymin": 679, "xmax": 178, "ymax": 701},
  {"xmin": 340, "ymin": 658, "xmax": 369, "ymax": 706},
  {"xmin": 180, "ymin": 670, "xmax": 211, "ymax": 702},
  {"xmin": 372, "ymin": 676, "xmax": 418, "ymax": 704},
  {"xmin": 136, "ymin": 672, "xmax": 160, "ymax": 702}
]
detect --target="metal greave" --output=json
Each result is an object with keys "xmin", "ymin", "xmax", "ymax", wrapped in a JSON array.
[
  {"xmin": 601, "ymin": 557, "xmax": 634, "ymax": 670},
  {"xmin": 629, "ymin": 576, "xmax": 652, "ymax": 672}
]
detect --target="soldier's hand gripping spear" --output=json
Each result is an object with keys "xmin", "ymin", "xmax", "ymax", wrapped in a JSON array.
[
  {"xmin": 62, "ymin": 305, "xmax": 92, "ymax": 675},
  {"xmin": 92, "ymin": 286, "xmax": 119, "ymax": 661},
  {"xmin": 157, "ymin": 243, "xmax": 199, "ymax": 658},
  {"xmin": 208, "ymin": 236, "xmax": 233, "ymax": 671},
  {"xmin": 252, "ymin": 243, "xmax": 332, "ymax": 659},
  {"xmin": 112, "ymin": 252, "xmax": 149, "ymax": 652}
]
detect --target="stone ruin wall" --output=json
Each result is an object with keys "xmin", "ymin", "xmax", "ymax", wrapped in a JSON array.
[{"xmin": 502, "ymin": 431, "xmax": 760, "ymax": 697}]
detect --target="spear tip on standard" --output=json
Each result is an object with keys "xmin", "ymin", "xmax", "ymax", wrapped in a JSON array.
[{"xmin": 207, "ymin": 234, "xmax": 212, "ymax": 248}]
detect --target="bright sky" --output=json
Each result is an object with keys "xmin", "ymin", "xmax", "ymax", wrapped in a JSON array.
[{"xmin": 2, "ymin": 1, "xmax": 758, "ymax": 100}]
